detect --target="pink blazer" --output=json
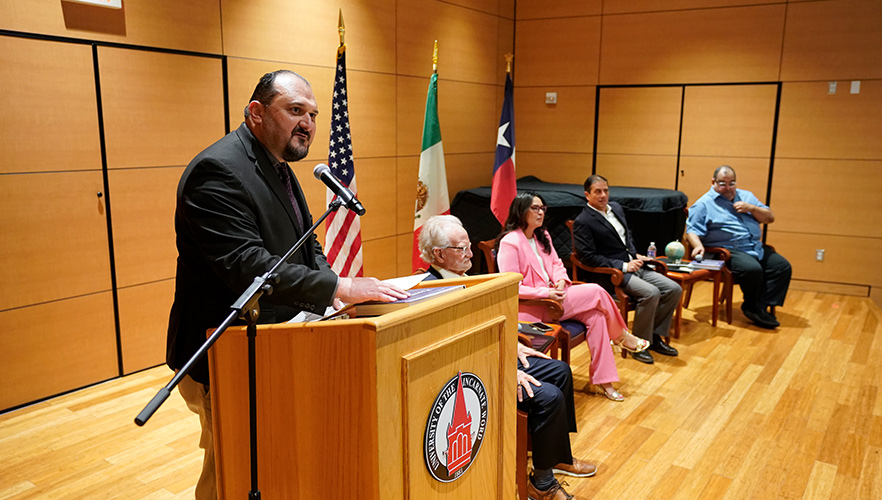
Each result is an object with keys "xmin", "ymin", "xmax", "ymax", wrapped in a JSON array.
[{"xmin": 497, "ymin": 229, "xmax": 571, "ymax": 322}]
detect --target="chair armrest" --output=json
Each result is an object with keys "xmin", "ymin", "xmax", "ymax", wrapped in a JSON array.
[
  {"xmin": 569, "ymin": 253, "xmax": 625, "ymax": 286},
  {"xmin": 520, "ymin": 298, "xmax": 564, "ymax": 321},
  {"xmin": 517, "ymin": 333, "xmax": 533, "ymax": 348},
  {"xmin": 703, "ymin": 246, "xmax": 732, "ymax": 262},
  {"xmin": 645, "ymin": 259, "xmax": 668, "ymax": 273}
]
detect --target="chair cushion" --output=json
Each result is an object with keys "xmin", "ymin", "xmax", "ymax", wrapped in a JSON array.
[{"xmin": 559, "ymin": 320, "xmax": 586, "ymax": 339}]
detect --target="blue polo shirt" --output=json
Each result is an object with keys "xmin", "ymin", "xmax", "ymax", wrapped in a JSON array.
[{"xmin": 686, "ymin": 188, "xmax": 767, "ymax": 259}]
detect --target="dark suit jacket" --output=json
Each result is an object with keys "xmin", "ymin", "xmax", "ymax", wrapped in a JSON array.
[
  {"xmin": 572, "ymin": 202, "xmax": 638, "ymax": 292},
  {"xmin": 425, "ymin": 265, "xmax": 445, "ymax": 280},
  {"xmin": 167, "ymin": 123, "xmax": 338, "ymax": 384}
]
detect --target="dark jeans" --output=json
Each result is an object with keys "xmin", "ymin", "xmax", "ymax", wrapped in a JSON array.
[{"xmin": 728, "ymin": 244, "xmax": 791, "ymax": 312}]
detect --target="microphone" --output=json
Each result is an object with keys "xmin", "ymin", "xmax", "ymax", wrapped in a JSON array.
[{"xmin": 313, "ymin": 164, "xmax": 366, "ymax": 216}]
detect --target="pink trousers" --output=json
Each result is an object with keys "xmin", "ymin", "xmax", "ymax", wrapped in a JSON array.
[{"xmin": 559, "ymin": 283, "xmax": 627, "ymax": 385}]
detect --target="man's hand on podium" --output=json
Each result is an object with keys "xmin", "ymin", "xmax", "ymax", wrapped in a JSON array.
[{"xmin": 335, "ymin": 276, "xmax": 409, "ymax": 306}]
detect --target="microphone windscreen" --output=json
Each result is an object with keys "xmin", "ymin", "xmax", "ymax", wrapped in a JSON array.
[{"xmin": 313, "ymin": 163, "xmax": 330, "ymax": 179}]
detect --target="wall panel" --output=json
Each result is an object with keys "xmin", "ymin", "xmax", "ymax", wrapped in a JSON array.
[
  {"xmin": 768, "ymin": 231, "xmax": 882, "ymax": 288},
  {"xmin": 346, "ymin": 71, "xmax": 398, "ymax": 160},
  {"xmin": 516, "ymin": 152, "xmax": 594, "ymax": 185},
  {"xmin": 107, "ymin": 167, "xmax": 181, "ymax": 288},
  {"xmin": 677, "ymin": 156, "xmax": 770, "ymax": 208},
  {"xmin": 776, "ymin": 80, "xmax": 882, "ymax": 161},
  {"xmin": 99, "ymin": 48, "xmax": 225, "ymax": 169},
  {"xmin": 222, "ymin": 0, "xmax": 396, "ymax": 73},
  {"xmin": 397, "ymin": 0, "xmax": 502, "ymax": 84},
  {"xmin": 770, "ymin": 158, "xmax": 882, "ymax": 238},
  {"xmin": 597, "ymin": 87, "xmax": 682, "ymax": 155},
  {"xmin": 363, "ymin": 235, "xmax": 399, "ymax": 280},
  {"xmin": 514, "ymin": 16, "xmax": 601, "ymax": 87},
  {"xmin": 594, "ymin": 154, "xmax": 678, "ymax": 190},
  {"xmin": 396, "ymin": 156, "xmax": 420, "ymax": 236},
  {"xmin": 0, "ymin": 172, "xmax": 111, "ymax": 311},
  {"xmin": 680, "ymin": 84, "xmax": 778, "ymax": 157},
  {"xmin": 396, "ymin": 76, "xmax": 433, "ymax": 158},
  {"xmin": 603, "ymin": 0, "xmax": 783, "ymax": 15},
  {"xmin": 516, "ymin": 0, "xmax": 601, "ymax": 20},
  {"xmin": 0, "ymin": 293, "xmax": 117, "ymax": 411},
  {"xmin": 0, "ymin": 36, "xmax": 100, "ymax": 174},
  {"xmin": 0, "ymin": 1, "xmax": 221, "ymax": 54},
  {"xmin": 780, "ymin": 0, "xmax": 882, "ymax": 81},
  {"xmin": 514, "ymin": 86, "xmax": 595, "ymax": 154},
  {"xmin": 118, "ymin": 280, "xmax": 175, "ymax": 374},
  {"xmin": 445, "ymin": 152, "xmax": 495, "ymax": 202},
  {"xmin": 397, "ymin": 233, "xmax": 415, "ymax": 277},
  {"xmin": 599, "ymin": 5, "xmax": 786, "ymax": 84},
  {"xmin": 343, "ymin": 158, "xmax": 399, "ymax": 241}
]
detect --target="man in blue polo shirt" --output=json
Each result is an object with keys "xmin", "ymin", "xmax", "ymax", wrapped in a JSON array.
[{"xmin": 685, "ymin": 165, "xmax": 791, "ymax": 329}]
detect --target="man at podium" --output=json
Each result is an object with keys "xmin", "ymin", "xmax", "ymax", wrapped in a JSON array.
[
  {"xmin": 418, "ymin": 215, "xmax": 596, "ymax": 500},
  {"xmin": 166, "ymin": 70, "xmax": 406, "ymax": 500}
]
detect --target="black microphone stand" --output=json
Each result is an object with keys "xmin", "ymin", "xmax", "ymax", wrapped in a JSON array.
[{"xmin": 135, "ymin": 198, "xmax": 345, "ymax": 500}]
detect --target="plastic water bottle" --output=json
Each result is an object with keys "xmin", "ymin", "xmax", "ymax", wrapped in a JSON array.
[{"xmin": 647, "ymin": 241, "xmax": 657, "ymax": 259}]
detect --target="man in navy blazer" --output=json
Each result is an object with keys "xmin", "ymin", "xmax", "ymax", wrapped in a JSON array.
[
  {"xmin": 167, "ymin": 70, "xmax": 405, "ymax": 500},
  {"xmin": 572, "ymin": 175, "xmax": 681, "ymax": 364}
]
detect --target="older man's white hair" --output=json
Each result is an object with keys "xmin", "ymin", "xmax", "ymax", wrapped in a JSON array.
[{"xmin": 418, "ymin": 215, "xmax": 465, "ymax": 265}]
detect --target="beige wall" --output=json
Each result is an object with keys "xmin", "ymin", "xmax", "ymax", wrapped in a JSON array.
[
  {"xmin": 1, "ymin": 0, "xmax": 880, "ymax": 409},
  {"xmin": 515, "ymin": 0, "xmax": 882, "ymax": 299},
  {"xmin": 0, "ymin": 0, "xmax": 513, "ymax": 410}
]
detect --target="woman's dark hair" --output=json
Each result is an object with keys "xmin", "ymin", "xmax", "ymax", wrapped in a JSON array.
[{"xmin": 496, "ymin": 191, "xmax": 552, "ymax": 254}]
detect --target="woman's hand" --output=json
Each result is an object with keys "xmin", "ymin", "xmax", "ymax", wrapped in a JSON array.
[{"xmin": 548, "ymin": 288, "xmax": 566, "ymax": 302}]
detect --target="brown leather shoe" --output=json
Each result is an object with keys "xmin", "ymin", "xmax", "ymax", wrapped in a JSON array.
[
  {"xmin": 552, "ymin": 458, "xmax": 597, "ymax": 477},
  {"xmin": 527, "ymin": 478, "xmax": 582, "ymax": 500}
]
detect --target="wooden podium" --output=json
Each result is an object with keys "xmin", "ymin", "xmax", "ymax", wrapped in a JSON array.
[{"xmin": 208, "ymin": 273, "xmax": 520, "ymax": 500}]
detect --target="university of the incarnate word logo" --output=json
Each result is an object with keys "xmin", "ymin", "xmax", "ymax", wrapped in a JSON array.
[{"xmin": 423, "ymin": 371, "xmax": 488, "ymax": 482}]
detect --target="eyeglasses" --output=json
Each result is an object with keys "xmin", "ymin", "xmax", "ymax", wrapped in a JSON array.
[
  {"xmin": 529, "ymin": 205, "xmax": 548, "ymax": 213},
  {"xmin": 441, "ymin": 245, "xmax": 470, "ymax": 253},
  {"xmin": 715, "ymin": 181, "xmax": 736, "ymax": 188}
]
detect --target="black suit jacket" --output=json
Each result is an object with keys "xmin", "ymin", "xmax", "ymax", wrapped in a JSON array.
[
  {"xmin": 572, "ymin": 202, "xmax": 638, "ymax": 291},
  {"xmin": 167, "ymin": 123, "xmax": 338, "ymax": 384}
]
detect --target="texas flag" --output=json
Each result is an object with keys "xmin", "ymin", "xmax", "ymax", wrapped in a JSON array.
[{"xmin": 490, "ymin": 73, "xmax": 516, "ymax": 225}]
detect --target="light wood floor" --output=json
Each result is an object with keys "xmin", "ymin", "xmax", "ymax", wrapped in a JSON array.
[{"xmin": 1, "ymin": 283, "xmax": 879, "ymax": 499}]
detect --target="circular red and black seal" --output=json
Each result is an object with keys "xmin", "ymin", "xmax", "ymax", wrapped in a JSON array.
[{"xmin": 423, "ymin": 371, "xmax": 489, "ymax": 482}]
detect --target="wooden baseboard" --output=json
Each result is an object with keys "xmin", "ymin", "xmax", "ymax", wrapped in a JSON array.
[{"xmin": 790, "ymin": 279, "xmax": 870, "ymax": 297}]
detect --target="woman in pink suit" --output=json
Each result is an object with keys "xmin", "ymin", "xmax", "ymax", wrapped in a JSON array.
[{"xmin": 496, "ymin": 192, "xmax": 649, "ymax": 401}]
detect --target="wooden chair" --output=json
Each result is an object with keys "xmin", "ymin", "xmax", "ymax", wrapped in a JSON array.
[
  {"xmin": 476, "ymin": 239, "xmax": 587, "ymax": 364},
  {"xmin": 514, "ymin": 311, "xmax": 558, "ymax": 500},
  {"xmin": 682, "ymin": 243, "xmax": 777, "ymax": 324},
  {"xmin": 564, "ymin": 220, "xmax": 670, "ymax": 338}
]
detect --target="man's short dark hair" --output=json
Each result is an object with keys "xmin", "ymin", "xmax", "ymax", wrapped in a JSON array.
[
  {"xmin": 243, "ymin": 70, "xmax": 310, "ymax": 118},
  {"xmin": 713, "ymin": 165, "xmax": 736, "ymax": 180},
  {"xmin": 584, "ymin": 174, "xmax": 609, "ymax": 192}
]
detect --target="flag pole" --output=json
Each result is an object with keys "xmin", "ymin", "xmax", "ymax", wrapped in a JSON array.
[
  {"xmin": 433, "ymin": 40, "xmax": 438, "ymax": 74},
  {"xmin": 505, "ymin": 51, "xmax": 513, "ymax": 74}
]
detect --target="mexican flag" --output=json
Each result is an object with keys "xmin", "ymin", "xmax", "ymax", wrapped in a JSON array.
[{"xmin": 412, "ymin": 71, "xmax": 450, "ymax": 272}]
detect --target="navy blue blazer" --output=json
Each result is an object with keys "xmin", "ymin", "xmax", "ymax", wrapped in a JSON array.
[{"xmin": 571, "ymin": 202, "xmax": 638, "ymax": 290}]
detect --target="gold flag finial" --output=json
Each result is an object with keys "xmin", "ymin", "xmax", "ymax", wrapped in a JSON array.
[
  {"xmin": 337, "ymin": 9, "xmax": 346, "ymax": 54},
  {"xmin": 432, "ymin": 40, "xmax": 439, "ymax": 74},
  {"xmin": 338, "ymin": 9, "xmax": 345, "ymax": 43},
  {"xmin": 505, "ymin": 52, "xmax": 514, "ymax": 74}
]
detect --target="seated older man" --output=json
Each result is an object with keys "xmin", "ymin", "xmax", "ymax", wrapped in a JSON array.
[{"xmin": 418, "ymin": 215, "xmax": 596, "ymax": 500}]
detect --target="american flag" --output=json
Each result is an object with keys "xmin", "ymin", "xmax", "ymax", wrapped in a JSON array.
[{"xmin": 324, "ymin": 47, "xmax": 363, "ymax": 277}]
